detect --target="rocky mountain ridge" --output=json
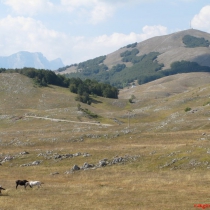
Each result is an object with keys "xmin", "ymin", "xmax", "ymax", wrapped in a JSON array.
[{"xmin": 0, "ymin": 51, "xmax": 64, "ymax": 70}]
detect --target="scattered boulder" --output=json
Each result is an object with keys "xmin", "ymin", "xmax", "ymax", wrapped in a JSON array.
[
  {"xmin": 82, "ymin": 162, "xmax": 94, "ymax": 169},
  {"xmin": 73, "ymin": 153, "xmax": 81, "ymax": 157},
  {"xmin": 65, "ymin": 155, "xmax": 140, "ymax": 174},
  {"xmin": 32, "ymin": 160, "xmax": 41, "ymax": 165},
  {"xmin": 20, "ymin": 160, "xmax": 42, "ymax": 167},
  {"xmin": 72, "ymin": 165, "xmax": 80, "ymax": 171},
  {"xmin": 112, "ymin": 157, "xmax": 125, "ymax": 164},
  {"xmin": 98, "ymin": 160, "xmax": 107, "ymax": 167},
  {"xmin": 19, "ymin": 151, "xmax": 29, "ymax": 155},
  {"xmin": 37, "ymin": 151, "xmax": 88, "ymax": 161},
  {"xmin": 83, "ymin": 153, "xmax": 91, "ymax": 157},
  {"xmin": 1, "ymin": 155, "xmax": 14, "ymax": 163},
  {"xmin": 50, "ymin": 172, "xmax": 59, "ymax": 175}
]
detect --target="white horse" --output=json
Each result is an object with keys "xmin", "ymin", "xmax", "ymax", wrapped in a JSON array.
[{"xmin": 25, "ymin": 181, "xmax": 43, "ymax": 188}]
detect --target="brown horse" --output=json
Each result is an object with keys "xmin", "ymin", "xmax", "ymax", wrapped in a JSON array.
[
  {"xmin": 0, "ymin": 186, "xmax": 5, "ymax": 194},
  {"xmin": 16, "ymin": 180, "xmax": 31, "ymax": 189}
]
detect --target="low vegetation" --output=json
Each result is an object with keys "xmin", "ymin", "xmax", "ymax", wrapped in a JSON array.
[
  {"xmin": 62, "ymin": 52, "xmax": 210, "ymax": 89},
  {"xmin": 183, "ymin": 35, "xmax": 210, "ymax": 48},
  {"xmin": 0, "ymin": 68, "xmax": 119, "ymax": 105},
  {"xmin": 80, "ymin": 107, "xmax": 99, "ymax": 118},
  {"xmin": 125, "ymin": 42, "xmax": 137, "ymax": 48},
  {"xmin": 129, "ymin": 95, "xmax": 136, "ymax": 103},
  {"xmin": 138, "ymin": 60, "xmax": 210, "ymax": 84},
  {"xmin": 64, "ymin": 51, "xmax": 164, "ymax": 89},
  {"xmin": 185, "ymin": 107, "xmax": 191, "ymax": 112}
]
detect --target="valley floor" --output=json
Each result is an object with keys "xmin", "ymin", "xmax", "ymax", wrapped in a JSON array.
[{"xmin": 0, "ymin": 119, "xmax": 210, "ymax": 210}]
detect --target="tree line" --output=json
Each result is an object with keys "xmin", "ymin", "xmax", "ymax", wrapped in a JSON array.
[
  {"xmin": 0, "ymin": 68, "xmax": 119, "ymax": 104},
  {"xmin": 137, "ymin": 60, "xmax": 210, "ymax": 84}
]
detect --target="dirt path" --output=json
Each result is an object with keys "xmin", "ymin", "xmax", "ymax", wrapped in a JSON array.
[{"xmin": 25, "ymin": 116, "xmax": 112, "ymax": 126}]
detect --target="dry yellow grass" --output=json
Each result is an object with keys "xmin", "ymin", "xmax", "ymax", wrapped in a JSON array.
[
  {"xmin": 1, "ymin": 73, "xmax": 210, "ymax": 209},
  {"xmin": 1, "ymin": 126, "xmax": 210, "ymax": 210}
]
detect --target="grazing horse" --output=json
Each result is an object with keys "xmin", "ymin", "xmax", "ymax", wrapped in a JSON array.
[
  {"xmin": 0, "ymin": 186, "xmax": 5, "ymax": 194},
  {"xmin": 16, "ymin": 180, "xmax": 31, "ymax": 189},
  {"xmin": 25, "ymin": 181, "xmax": 43, "ymax": 188}
]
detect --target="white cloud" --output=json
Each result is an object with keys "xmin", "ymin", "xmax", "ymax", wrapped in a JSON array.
[
  {"xmin": 191, "ymin": 5, "xmax": 210, "ymax": 32},
  {"xmin": 2, "ymin": 0, "xmax": 134, "ymax": 18},
  {"xmin": 93, "ymin": 25, "xmax": 167, "ymax": 48},
  {"xmin": 71, "ymin": 25, "xmax": 168, "ymax": 63},
  {"xmin": 0, "ymin": 14, "xmax": 168, "ymax": 65},
  {"xmin": 0, "ymin": 15, "xmax": 67, "ymax": 60},
  {"xmin": 3, "ymin": 0, "xmax": 54, "ymax": 15},
  {"xmin": 141, "ymin": 25, "xmax": 168, "ymax": 39},
  {"xmin": 61, "ymin": 0, "xmax": 115, "ymax": 24},
  {"xmin": 90, "ymin": 2, "xmax": 114, "ymax": 24},
  {"xmin": 60, "ymin": 0, "xmax": 95, "ymax": 8},
  {"xmin": 1, "ymin": 0, "xmax": 146, "ymax": 25}
]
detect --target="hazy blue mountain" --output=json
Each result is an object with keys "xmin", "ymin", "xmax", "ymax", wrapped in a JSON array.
[{"xmin": 0, "ymin": 51, "xmax": 64, "ymax": 70}]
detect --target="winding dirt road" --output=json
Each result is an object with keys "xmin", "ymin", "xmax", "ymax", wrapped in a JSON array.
[{"xmin": 25, "ymin": 116, "xmax": 112, "ymax": 126}]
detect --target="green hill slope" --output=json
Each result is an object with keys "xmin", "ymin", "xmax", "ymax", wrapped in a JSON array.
[
  {"xmin": 1, "ymin": 72, "xmax": 210, "ymax": 132},
  {"xmin": 57, "ymin": 29, "xmax": 210, "ymax": 88}
]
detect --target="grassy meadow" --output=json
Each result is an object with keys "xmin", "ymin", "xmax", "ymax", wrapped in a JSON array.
[{"xmin": 1, "ymin": 73, "xmax": 210, "ymax": 209}]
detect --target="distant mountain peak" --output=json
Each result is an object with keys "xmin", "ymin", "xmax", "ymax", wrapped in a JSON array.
[{"xmin": 0, "ymin": 51, "xmax": 64, "ymax": 70}]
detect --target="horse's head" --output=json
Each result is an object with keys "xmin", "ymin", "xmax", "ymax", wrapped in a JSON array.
[{"xmin": 25, "ymin": 182, "xmax": 29, "ymax": 187}]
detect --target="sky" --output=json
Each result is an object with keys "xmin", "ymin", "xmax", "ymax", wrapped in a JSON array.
[{"xmin": 0, "ymin": 0, "xmax": 210, "ymax": 66}]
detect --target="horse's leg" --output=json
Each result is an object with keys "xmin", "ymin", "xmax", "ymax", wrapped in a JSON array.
[{"xmin": 16, "ymin": 184, "xmax": 18, "ymax": 189}]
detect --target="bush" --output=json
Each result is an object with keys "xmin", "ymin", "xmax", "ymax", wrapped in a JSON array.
[
  {"xmin": 126, "ymin": 42, "xmax": 137, "ymax": 48},
  {"xmin": 203, "ymin": 101, "xmax": 210, "ymax": 106},
  {"xmin": 129, "ymin": 95, "xmax": 136, "ymax": 103},
  {"xmin": 75, "ymin": 92, "xmax": 92, "ymax": 105},
  {"xmin": 82, "ymin": 108, "xmax": 98, "ymax": 118},
  {"xmin": 183, "ymin": 35, "xmax": 210, "ymax": 48},
  {"xmin": 185, "ymin": 107, "xmax": 191, "ymax": 112},
  {"xmin": 120, "ymin": 49, "xmax": 139, "ymax": 58}
]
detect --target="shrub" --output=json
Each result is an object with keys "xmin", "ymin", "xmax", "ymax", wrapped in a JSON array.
[
  {"xmin": 129, "ymin": 95, "xmax": 136, "ymax": 103},
  {"xmin": 183, "ymin": 35, "xmax": 210, "ymax": 48},
  {"xmin": 82, "ymin": 108, "xmax": 98, "ymax": 118},
  {"xmin": 203, "ymin": 101, "xmax": 210, "ymax": 106},
  {"xmin": 126, "ymin": 42, "xmax": 137, "ymax": 48},
  {"xmin": 185, "ymin": 107, "xmax": 191, "ymax": 112}
]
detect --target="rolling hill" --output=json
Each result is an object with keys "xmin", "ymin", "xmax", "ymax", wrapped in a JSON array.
[
  {"xmin": 1, "ymin": 71, "xmax": 210, "ymax": 132},
  {"xmin": 57, "ymin": 29, "xmax": 210, "ymax": 88},
  {"xmin": 1, "ymin": 72, "xmax": 210, "ymax": 209}
]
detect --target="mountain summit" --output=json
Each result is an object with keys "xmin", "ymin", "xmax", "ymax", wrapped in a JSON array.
[
  {"xmin": 0, "ymin": 51, "xmax": 64, "ymax": 70},
  {"xmin": 58, "ymin": 29, "xmax": 210, "ymax": 88}
]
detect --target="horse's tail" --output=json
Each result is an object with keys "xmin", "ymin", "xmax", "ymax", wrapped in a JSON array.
[{"xmin": 41, "ymin": 182, "xmax": 44, "ymax": 184}]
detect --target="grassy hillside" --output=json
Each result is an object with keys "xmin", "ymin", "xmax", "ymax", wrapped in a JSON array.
[
  {"xmin": 1, "ymin": 72, "xmax": 210, "ymax": 209},
  {"xmin": 57, "ymin": 29, "xmax": 210, "ymax": 89}
]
